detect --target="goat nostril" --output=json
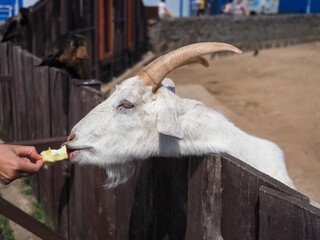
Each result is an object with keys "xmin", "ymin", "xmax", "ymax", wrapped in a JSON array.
[{"xmin": 68, "ymin": 133, "xmax": 75, "ymax": 141}]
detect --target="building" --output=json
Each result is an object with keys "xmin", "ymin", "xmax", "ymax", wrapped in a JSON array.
[
  {"xmin": 0, "ymin": 0, "xmax": 38, "ymax": 22},
  {"xmin": 279, "ymin": 0, "xmax": 320, "ymax": 14},
  {"xmin": 143, "ymin": 0, "xmax": 192, "ymax": 17},
  {"xmin": 18, "ymin": 0, "xmax": 147, "ymax": 82}
]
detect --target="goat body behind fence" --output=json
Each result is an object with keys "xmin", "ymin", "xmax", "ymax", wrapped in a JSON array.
[{"xmin": 65, "ymin": 42, "xmax": 294, "ymax": 189}]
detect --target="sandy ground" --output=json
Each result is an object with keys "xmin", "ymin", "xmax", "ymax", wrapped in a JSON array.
[{"xmin": 168, "ymin": 42, "xmax": 320, "ymax": 203}]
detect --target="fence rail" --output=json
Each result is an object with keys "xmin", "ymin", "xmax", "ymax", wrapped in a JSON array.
[
  {"xmin": 0, "ymin": 41, "xmax": 320, "ymax": 239},
  {"xmin": 0, "ymin": 197, "xmax": 62, "ymax": 240}
]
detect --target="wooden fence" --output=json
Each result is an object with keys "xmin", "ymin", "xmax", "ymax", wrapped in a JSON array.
[
  {"xmin": 11, "ymin": 0, "xmax": 147, "ymax": 81},
  {"xmin": 0, "ymin": 42, "xmax": 320, "ymax": 239}
]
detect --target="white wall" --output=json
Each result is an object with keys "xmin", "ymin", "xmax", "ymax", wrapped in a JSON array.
[
  {"xmin": 143, "ymin": 0, "xmax": 191, "ymax": 17},
  {"xmin": 23, "ymin": 0, "xmax": 38, "ymax": 7}
]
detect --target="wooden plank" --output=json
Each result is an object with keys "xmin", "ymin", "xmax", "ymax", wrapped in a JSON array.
[
  {"xmin": 127, "ymin": 160, "xmax": 154, "ymax": 240},
  {"xmin": 82, "ymin": 166, "xmax": 107, "ymax": 240},
  {"xmin": 154, "ymin": 155, "xmax": 189, "ymax": 239},
  {"xmin": 0, "ymin": 75, "xmax": 11, "ymax": 82},
  {"xmin": 67, "ymin": 81, "xmax": 87, "ymax": 240},
  {"xmin": 186, "ymin": 155, "xmax": 223, "ymax": 240},
  {"xmin": 78, "ymin": 85, "xmax": 108, "ymax": 239},
  {"xmin": 11, "ymin": 46, "xmax": 24, "ymax": 141},
  {"xmin": 13, "ymin": 47, "xmax": 29, "ymax": 141},
  {"xmin": 23, "ymin": 51, "xmax": 36, "ymax": 140},
  {"xmin": 49, "ymin": 67, "xmax": 70, "ymax": 239},
  {"xmin": 0, "ymin": 197, "xmax": 63, "ymax": 240},
  {"xmin": 116, "ymin": 160, "xmax": 152, "ymax": 240},
  {"xmin": 259, "ymin": 186, "xmax": 320, "ymax": 240},
  {"xmin": 49, "ymin": 68, "xmax": 69, "ymax": 137},
  {"xmin": 17, "ymin": 49, "xmax": 28, "ymax": 141},
  {"xmin": 220, "ymin": 153, "xmax": 309, "ymax": 240},
  {"xmin": 9, "ymin": 136, "xmax": 67, "ymax": 152},
  {"xmin": 100, "ymin": 181, "xmax": 117, "ymax": 240},
  {"xmin": 67, "ymin": 79, "xmax": 84, "ymax": 131},
  {"xmin": 68, "ymin": 164, "xmax": 85, "ymax": 240},
  {"xmin": 0, "ymin": 42, "xmax": 9, "ymax": 75},
  {"xmin": 0, "ymin": 42, "xmax": 7, "ymax": 134},
  {"xmin": 32, "ymin": 57, "xmax": 55, "ymax": 226},
  {"xmin": 33, "ymin": 57, "xmax": 51, "ymax": 140},
  {"xmin": 8, "ymin": 43, "xmax": 18, "ymax": 141}
]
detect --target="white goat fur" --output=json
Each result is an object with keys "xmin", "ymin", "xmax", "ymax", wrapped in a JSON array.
[{"xmin": 67, "ymin": 76, "xmax": 294, "ymax": 189}]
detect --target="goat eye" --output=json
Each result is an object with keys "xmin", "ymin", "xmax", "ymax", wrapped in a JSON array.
[{"xmin": 118, "ymin": 101, "xmax": 134, "ymax": 109}]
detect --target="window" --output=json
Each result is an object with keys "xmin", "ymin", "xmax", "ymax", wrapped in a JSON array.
[{"xmin": 99, "ymin": 0, "xmax": 113, "ymax": 60}]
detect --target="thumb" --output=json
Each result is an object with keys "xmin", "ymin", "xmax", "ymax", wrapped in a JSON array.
[{"xmin": 19, "ymin": 158, "xmax": 43, "ymax": 173}]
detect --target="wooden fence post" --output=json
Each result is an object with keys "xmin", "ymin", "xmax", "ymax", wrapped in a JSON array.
[
  {"xmin": 49, "ymin": 67, "xmax": 70, "ymax": 239},
  {"xmin": 259, "ymin": 186, "xmax": 320, "ymax": 240},
  {"xmin": 220, "ymin": 153, "xmax": 309, "ymax": 240}
]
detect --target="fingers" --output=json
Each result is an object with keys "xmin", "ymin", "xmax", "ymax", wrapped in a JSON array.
[
  {"xmin": 8, "ymin": 145, "xmax": 43, "ymax": 173},
  {"xmin": 14, "ymin": 145, "xmax": 42, "ymax": 161},
  {"xmin": 18, "ymin": 158, "xmax": 43, "ymax": 174},
  {"xmin": 0, "ymin": 144, "xmax": 44, "ymax": 185}
]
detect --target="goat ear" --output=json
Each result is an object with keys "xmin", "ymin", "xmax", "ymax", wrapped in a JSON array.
[
  {"xmin": 76, "ymin": 46, "xmax": 89, "ymax": 59},
  {"xmin": 160, "ymin": 78, "xmax": 176, "ymax": 93},
  {"xmin": 156, "ymin": 101, "xmax": 184, "ymax": 140}
]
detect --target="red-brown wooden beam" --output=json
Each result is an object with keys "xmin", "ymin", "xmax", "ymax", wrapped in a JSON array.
[
  {"xmin": 0, "ymin": 197, "xmax": 63, "ymax": 240},
  {"xmin": 8, "ymin": 136, "xmax": 68, "ymax": 152}
]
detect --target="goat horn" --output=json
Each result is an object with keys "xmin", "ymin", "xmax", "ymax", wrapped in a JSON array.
[{"xmin": 137, "ymin": 42, "xmax": 242, "ymax": 92}]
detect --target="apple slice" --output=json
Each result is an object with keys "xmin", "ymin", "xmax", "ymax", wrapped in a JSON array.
[{"xmin": 40, "ymin": 145, "xmax": 68, "ymax": 168}]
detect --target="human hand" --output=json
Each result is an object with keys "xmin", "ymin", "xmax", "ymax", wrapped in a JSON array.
[{"xmin": 0, "ymin": 144, "xmax": 43, "ymax": 184}]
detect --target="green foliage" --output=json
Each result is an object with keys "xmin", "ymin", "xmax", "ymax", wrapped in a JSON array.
[
  {"xmin": 21, "ymin": 189, "xmax": 33, "ymax": 195},
  {"xmin": 21, "ymin": 178, "xmax": 31, "ymax": 187},
  {"xmin": 21, "ymin": 178, "xmax": 33, "ymax": 195},
  {"xmin": 31, "ymin": 199, "xmax": 55, "ymax": 231},
  {"xmin": 0, "ymin": 215, "xmax": 15, "ymax": 240}
]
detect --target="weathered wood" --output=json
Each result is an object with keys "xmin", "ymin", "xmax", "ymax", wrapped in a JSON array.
[
  {"xmin": 7, "ymin": 44, "xmax": 17, "ymax": 141},
  {"xmin": 9, "ymin": 136, "xmax": 67, "ymax": 151},
  {"xmin": 186, "ymin": 155, "xmax": 223, "ymax": 240},
  {"xmin": 23, "ymin": 51, "xmax": 36, "ymax": 140},
  {"xmin": 0, "ymin": 81, "xmax": 13, "ymax": 140},
  {"xmin": 259, "ymin": 186, "xmax": 320, "ymax": 240},
  {"xmin": 116, "ymin": 161, "xmax": 151, "ymax": 240},
  {"xmin": 49, "ymin": 67, "xmax": 70, "ymax": 239},
  {"xmin": 154, "ymin": 155, "xmax": 189, "ymax": 240},
  {"xmin": 127, "ymin": 161, "xmax": 153, "ymax": 240},
  {"xmin": 33, "ymin": 56, "xmax": 55, "ymax": 225},
  {"xmin": 68, "ymin": 164, "xmax": 85, "ymax": 240},
  {"xmin": 0, "ymin": 75, "xmax": 11, "ymax": 82},
  {"xmin": 67, "ymin": 81, "xmax": 96, "ymax": 240},
  {"xmin": 0, "ymin": 42, "xmax": 9, "ymax": 75},
  {"xmin": 33, "ymin": 57, "xmax": 51, "ymax": 139},
  {"xmin": 74, "ymin": 83, "xmax": 107, "ymax": 239},
  {"xmin": 0, "ymin": 197, "xmax": 63, "ymax": 240},
  {"xmin": 49, "ymin": 68, "xmax": 69, "ymax": 137},
  {"xmin": 220, "ymin": 153, "xmax": 309, "ymax": 240},
  {"xmin": 11, "ymin": 46, "xmax": 24, "ymax": 141},
  {"xmin": 81, "ymin": 166, "xmax": 108, "ymax": 239}
]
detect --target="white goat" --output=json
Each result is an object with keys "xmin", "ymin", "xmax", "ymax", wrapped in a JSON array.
[{"xmin": 65, "ymin": 42, "xmax": 294, "ymax": 189}]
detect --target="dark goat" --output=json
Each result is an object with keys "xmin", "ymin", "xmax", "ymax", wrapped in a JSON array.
[
  {"xmin": 1, "ymin": 8, "xmax": 29, "ymax": 42},
  {"xmin": 39, "ymin": 33, "xmax": 90, "ymax": 79}
]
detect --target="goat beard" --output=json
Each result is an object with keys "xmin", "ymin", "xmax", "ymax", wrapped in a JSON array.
[{"xmin": 104, "ymin": 161, "xmax": 136, "ymax": 188}]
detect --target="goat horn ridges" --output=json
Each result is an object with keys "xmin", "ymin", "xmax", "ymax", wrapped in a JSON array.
[{"xmin": 137, "ymin": 42, "xmax": 242, "ymax": 92}]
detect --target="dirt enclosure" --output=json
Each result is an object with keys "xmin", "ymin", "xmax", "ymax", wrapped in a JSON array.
[{"xmin": 169, "ymin": 42, "xmax": 320, "ymax": 203}]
